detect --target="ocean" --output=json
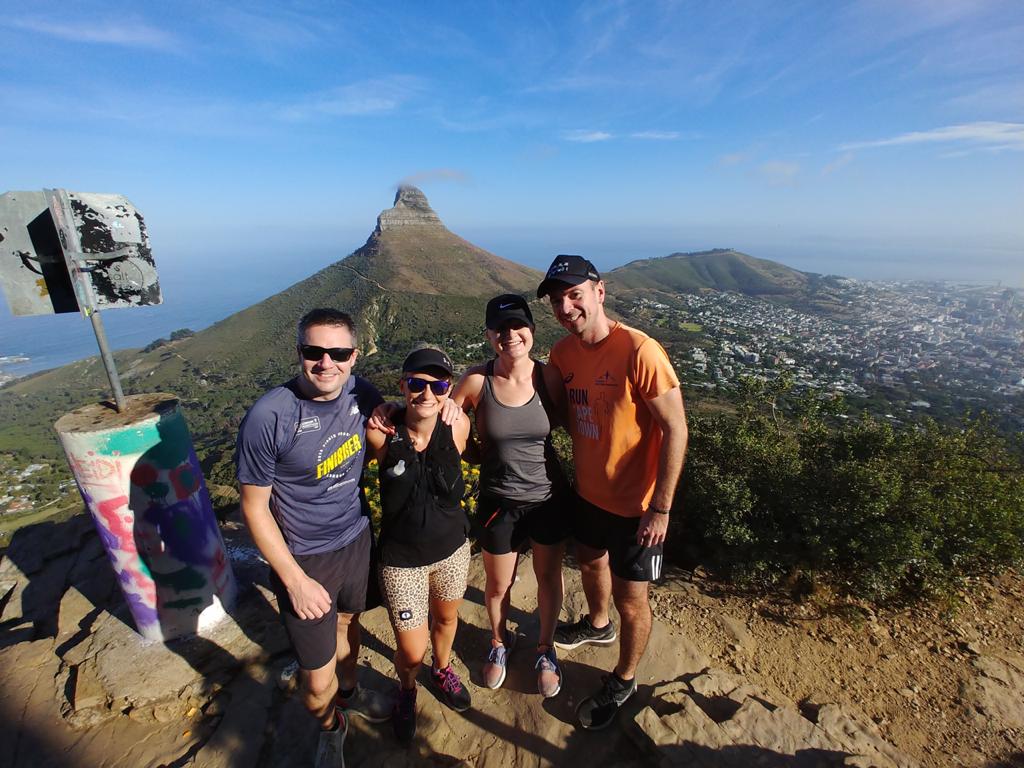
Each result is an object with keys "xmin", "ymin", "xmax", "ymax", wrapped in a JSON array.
[{"xmin": 0, "ymin": 248, "xmax": 343, "ymax": 378}]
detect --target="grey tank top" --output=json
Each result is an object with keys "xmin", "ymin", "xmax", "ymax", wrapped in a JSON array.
[{"xmin": 477, "ymin": 361, "xmax": 553, "ymax": 503}]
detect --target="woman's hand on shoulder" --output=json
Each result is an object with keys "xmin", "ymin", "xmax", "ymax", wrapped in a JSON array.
[
  {"xmin": 368, "ymin": 401, "xmax": 399, "ymax": 435},
  {"xmin": 437, "ymin": 397, "xmax": 463, "ymax": 426}
]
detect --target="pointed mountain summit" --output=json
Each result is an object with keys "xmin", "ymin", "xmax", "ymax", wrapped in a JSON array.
[
  {"xmin": 375, "ymin": 185, "xmax": 444, "ymax": 231},
  {"xmin": 92, "ymin": 185, "xmax": 545, "ymax": 389},
  {"xmin": 350, "ymin": 185, "xmax": 539, "ymax": 296}
]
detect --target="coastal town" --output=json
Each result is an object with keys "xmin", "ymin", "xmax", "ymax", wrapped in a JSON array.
[{"xmin": 624, "ymin": 280, "xmax": 1024, "ymax": 427}]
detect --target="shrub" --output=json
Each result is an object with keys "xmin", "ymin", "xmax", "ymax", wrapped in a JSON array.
[{"xmin": 676, "ymin": 378, "xmax": 1024, "ymax": 603}]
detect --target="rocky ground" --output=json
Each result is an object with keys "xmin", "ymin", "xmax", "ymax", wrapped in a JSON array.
[{"xmin": 1, "ymin": 512, "xmax": 1022, "ymax": 767}]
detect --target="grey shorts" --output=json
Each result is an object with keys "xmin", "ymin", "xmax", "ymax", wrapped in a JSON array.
[{"xmin": 378, "ymin": 540, "xmax": 471, "ymax": 633}]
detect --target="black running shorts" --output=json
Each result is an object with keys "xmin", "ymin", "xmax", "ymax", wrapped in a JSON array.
[
  {"xmin": 270, "ymin": 522, "xmax": 372, "ymax": 671},
  {"xmin": 474, "ymin": 492, "xmax": 571, "ymax": 555},
  {"xmin": 572, "ymin": 496, "xmax": 664, "ymax": 582}
]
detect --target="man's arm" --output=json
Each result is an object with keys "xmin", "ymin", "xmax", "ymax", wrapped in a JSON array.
[
  {"xmin": 636, "ymin": 386, "xmax": 688, "ymax": 546},
  {"xmin": 239, "ymin": 483, "xmax": 331, "ymax": 620},
  {"xmin": 540, "ymin": 360, "xmax": 569, "ymax": 428}
]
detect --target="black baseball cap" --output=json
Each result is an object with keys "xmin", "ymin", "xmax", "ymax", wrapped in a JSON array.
[
  {"xmin": 536, "ymin": 254, "xmax": 601, "ymax": 298},
  {"xmin": 402, "ymin": 347, "xmax": 454, "ymax": 376},
  {"xmin": 485, "ymin": 294, "xmax": 534, "ymax": 330}
]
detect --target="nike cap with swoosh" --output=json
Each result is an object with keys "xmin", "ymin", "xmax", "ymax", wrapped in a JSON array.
[
  {"xmin": 536, "ymin": 254, "xmax": 601, "ymax": 298},
  {"xmin": 485, "ymin": 293, "xmax": 535, "ymax": 330}
]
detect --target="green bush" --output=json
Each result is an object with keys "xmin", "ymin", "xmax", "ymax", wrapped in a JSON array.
[{"xmin": 676, "ymin": 378, "xmax": 1024, "ymax": 603}]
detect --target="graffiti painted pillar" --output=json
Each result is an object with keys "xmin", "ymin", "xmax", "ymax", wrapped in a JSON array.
[{"xmin": 54, "ymin": 394, "xmax": 237, "ymax": 642}]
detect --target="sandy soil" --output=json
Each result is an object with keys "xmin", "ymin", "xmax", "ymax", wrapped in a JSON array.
[{"xmin": 649, "ymin": 567, "xmax": 1024, "ymax": 767}]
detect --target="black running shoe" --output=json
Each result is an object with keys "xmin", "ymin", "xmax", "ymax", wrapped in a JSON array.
[
  {"xmin": 430, "ymin": 663, "xmax": 472, "ymax": 712},
  {"xmin": 576, "ymin": 673, "xmax": 637, "ymax": 730},
  {"xmin": 392, "ymin": 686, "xmax": 417, "ymax": 745},
  {"xmin": 553, "ymin": 615, "xmax": 617, "ymax": 650}
]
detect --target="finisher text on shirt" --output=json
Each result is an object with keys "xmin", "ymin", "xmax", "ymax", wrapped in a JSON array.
[{"xmin": 317, "ymin": 433, "xmax": 363, "ymax": 478}]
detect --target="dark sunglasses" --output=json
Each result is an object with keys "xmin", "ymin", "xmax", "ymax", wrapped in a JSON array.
[
  {"xmin": 404, "ymin": 377, "xmax": 451, "ymax": 396},
  {"xmin": 299, "ymin": 344, "xmax": 356, "ymax": 363}
]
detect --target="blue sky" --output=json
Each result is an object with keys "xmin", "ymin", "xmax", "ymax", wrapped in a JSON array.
[{"xmin": 1, "ymin": 0, "xmax": 1022, "ymax": 291}]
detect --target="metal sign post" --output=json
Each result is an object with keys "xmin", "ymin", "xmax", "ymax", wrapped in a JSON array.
[{"xmin": 0, "ymin": 189, "xmax": 161, "ymax": 412}]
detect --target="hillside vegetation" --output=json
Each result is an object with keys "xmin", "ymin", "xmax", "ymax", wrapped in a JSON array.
[
  {"xmin": 2, "ymin": 189, "xmax": 1022, "ymax": 606},
  {"xmin": 608, "ymin": 248, "xmax": 813, "ymax": 296}
]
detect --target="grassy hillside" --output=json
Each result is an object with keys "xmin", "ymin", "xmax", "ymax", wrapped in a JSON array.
[{"xmin": 608, "ymin": 248, "xmax": 812, "ymax": 296}]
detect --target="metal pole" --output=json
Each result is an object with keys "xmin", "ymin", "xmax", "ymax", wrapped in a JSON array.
[{"xmin": 89, "ymin": 310, "xmax": 126, "ymax": 412}]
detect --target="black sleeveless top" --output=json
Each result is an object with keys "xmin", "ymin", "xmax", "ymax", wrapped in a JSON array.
[{"xmin": 378, "ymin": 410, "xmax": 467, "ymax": 567}]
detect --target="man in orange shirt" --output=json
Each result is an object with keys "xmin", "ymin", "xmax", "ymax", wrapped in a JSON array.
[{"xmin": 537, "ymin": 255, "xmax": 688, "ymax": 730}]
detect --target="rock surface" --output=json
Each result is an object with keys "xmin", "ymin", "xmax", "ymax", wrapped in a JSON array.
[
  {"xmin": 375, "ymin": 185, "xmax": 444, "ymax": 232},
  {"xmin": 1, "ymin": 513, "xmax": 1021, "ymax": 767}
]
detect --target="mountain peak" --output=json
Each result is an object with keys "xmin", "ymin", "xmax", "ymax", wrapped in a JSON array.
[{"xmin": 375, "ymin": 184, "xmax": 443, "ymax": 232}]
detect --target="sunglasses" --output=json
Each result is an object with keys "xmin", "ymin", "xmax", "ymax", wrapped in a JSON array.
[
  {"xmin": 299, "ymin": 344, "xmax": 356, "ymax": 363},
  {"xmin": 404, "ymin": 377, "xmax": 451, "ymax": 396}
]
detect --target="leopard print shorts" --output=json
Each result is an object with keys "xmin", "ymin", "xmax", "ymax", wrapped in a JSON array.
[{"xmin": 379, "ymin": 540, "xmax": 471, "ymax": 633}]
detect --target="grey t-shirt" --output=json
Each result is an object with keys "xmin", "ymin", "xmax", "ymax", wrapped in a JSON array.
[
  {"xmin": 477, "ymin": 361, "xmax": 554, "ymax": 503},
  {"xmin": 235, "ymin": 376, "xmax": 383, "ymax": 556}
]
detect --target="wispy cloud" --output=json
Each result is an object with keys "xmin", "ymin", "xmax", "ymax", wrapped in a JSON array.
[
  {"xmin": 839, "ymin": 122, "xmax": 1024, "ymax": 152},
  {"xmin": 822, "ymin": 152, "xmax": 854, "ymax": 176},
  {"xmin": 562, "ymin": 129, "xmax": 613, "ymax": 143},
  {"xmin": 718, "ymin": 152, "xmax": 748, "ymax": 167},
  {"xmin": 631, "ymin": 130, "xmax": 681, "ymax": 140},
  {"xmin": 759, "ymin": 161, "xmax": 800, "ymax": 187},
  {"xmin": 399, "ymin": 169, "xmax": 471, "ymax": 187},
  {"xmin": 6, "ymin": 16, "xmax": 178, "ymax": 51},
  {"xmin": 277, "ymin": 77, "xmax": 425, "ymax": 121}
]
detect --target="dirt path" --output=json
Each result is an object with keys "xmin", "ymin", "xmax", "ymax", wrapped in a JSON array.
[{"xmin": 2, "ymin": 514, "xmax": 1022, "ymax": 766}]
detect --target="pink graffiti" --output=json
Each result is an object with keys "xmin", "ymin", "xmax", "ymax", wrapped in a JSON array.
[
  {"xmin": 95, "ymin": 495, "xmax": 137, "ymax": 554},
  {"xmin": 69, "ymin": 454, "xmax": 121, "ymax": 484},
  {"xmin": 130, "ymin": 463, "xmax": 158, "ymax": 488}
]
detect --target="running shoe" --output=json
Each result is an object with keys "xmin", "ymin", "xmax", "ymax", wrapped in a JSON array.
[
  {"xmin": 336, "ymin": 683, "xmax": 393, "ymax": 723},
  {"xmin": 553, "ymin": 615, "xmax": 617, "ymax": 650},
  {"xmin": 535, "ymin": 647, "xmax": 562, "ymax": 698},
  {"xmin": 392, "ymin": 686, "xmax": 417, "ymax": 745},
  {"xmin": 314, "ymin": 710, "xmax": 348, "ymax": 767},
  {"xmin": 482, "ymin": 628, "xmax": 516, "ymax": 689},
  {"xmin": 430, "ymin": 662, "xmax": 472, "ymax": 712},
  {"xmin": 576, "ymin": 673, "xmax": 637, "ymax": 730}
]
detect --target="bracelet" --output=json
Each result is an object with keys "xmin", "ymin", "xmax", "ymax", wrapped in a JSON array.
[{"xmin": 649, "ymin": 506, "xmax": 670, "ymax": 515}]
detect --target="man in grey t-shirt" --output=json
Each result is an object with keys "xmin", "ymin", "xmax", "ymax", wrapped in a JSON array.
[{"xmin": 236, "ymin": 308, "xmax": 390, "ymax": 765}]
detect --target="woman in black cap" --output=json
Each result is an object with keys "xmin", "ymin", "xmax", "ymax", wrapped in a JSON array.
[
  {"xmin": 452, "ymin": 294, "xmax": 568, "ymax": 699},
  {"xmin": 365, "ymin": 346, "xmax": 472, "ymax": 744},
  {"xmin": 370, "ymin": 296, "xmax": 568, "ymax": 699}
]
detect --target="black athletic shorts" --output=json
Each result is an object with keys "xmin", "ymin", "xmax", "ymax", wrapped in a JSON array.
[
  {"xmin": 474, "ymin": 491, "xmax": 571, "ymax": 555},
  {"xmin": 572, "ymin": 496, "xmax": 664, "ymax": 582},
  {"xmin": 270, "ymin": 522, "xmax": 372, "ymax": 671}
]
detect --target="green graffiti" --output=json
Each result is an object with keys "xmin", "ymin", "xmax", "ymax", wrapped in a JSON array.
[
  {"xmin": 164, "ymin": 597, "xmax": 204, "ymax": 610},
  {"xmin": 98, "ymin": 421, "xmax": 161, "ymax": 456},
  {"xmin": 151, "ymin": 565, "xmax": 207, "ymax": 591}
]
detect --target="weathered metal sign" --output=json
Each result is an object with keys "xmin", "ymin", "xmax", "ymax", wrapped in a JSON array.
[{"xmin": 0, "ymin": 190, "xmax": 160, "ymax": 317}]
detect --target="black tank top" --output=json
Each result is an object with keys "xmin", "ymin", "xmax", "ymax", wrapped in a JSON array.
[{"xmin": 378, "ymin": 410, "xmax": 467, "ymax": 567}]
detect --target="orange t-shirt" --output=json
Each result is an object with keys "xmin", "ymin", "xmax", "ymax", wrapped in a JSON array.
[{"xmin": 550, "ymin": 322, "xmax": 680, "ymax": 518}]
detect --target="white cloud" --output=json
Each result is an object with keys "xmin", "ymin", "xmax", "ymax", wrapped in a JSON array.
[
  {"xmin": 6, "ymin": 17, "xmax": 177, "ymax": 50},
  {"xmin": 562, "ymin": 129, "xmax": 613, "ymax": 143},
  {"xmin": 759, "ymin": 161, "xmax": 800, "ymax": 187},
  {"xmin": 839, "ymin": 122, "xmax": 1024, "ymax": 152},
  {"xmin": 277, "ymin": 77, "xmax": 425, "ymax": 121},
  {"xmin": 399, "ymin": 169, "xmax": 471, "ymax": 187},
  {"xmin": 631, "ymin": 131, "xmax": 681, "ymax": 140}
]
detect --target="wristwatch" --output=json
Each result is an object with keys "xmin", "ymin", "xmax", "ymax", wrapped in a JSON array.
[{"xmin": 649, "ymin": 506, "xmax": 670, "ymax": 515}]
